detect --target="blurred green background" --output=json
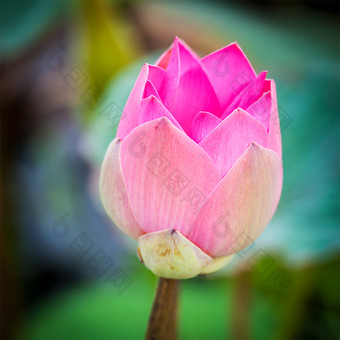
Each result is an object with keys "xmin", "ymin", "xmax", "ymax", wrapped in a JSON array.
[{"xmin": 1, "ymin": 1, "xmax": 339, "ymax": 339}]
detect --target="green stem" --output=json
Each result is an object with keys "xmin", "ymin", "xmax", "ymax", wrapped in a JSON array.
[
  {"xmin": 230, "ymin": 270, "xmax": 252, "ymax": 340},
  {"xmin": 145, "ymin": 278, "xmax": 179, "ymax": 340}
]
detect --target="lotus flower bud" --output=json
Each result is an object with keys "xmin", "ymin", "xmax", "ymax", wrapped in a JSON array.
[{"xmin": 100, "ymin": 37, "xmax": 282, "ymax": 279}]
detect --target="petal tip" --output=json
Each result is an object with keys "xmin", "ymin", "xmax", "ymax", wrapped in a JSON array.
[
  {"xmin": 154, "ymin": 116, "xmax": 171, "ymax": 130},
  {"xmin": 231, "ymin": 107, "xmax": 250, "ymax": 118},
  {"xmin": 145, "ymin": 94, "xmax": 157, "ymax": 103}
]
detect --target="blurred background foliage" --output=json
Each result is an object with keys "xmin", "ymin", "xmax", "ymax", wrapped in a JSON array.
[{"xmin": 0, "ymin": 1, "xmax": 339, "ymax": 340}]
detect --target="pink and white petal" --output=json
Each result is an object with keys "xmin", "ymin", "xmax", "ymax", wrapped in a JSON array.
[
  {"xmin": 99, "ymin": 139, "xmax": 143, "ymax": 239},
  {"xmin": 143, "ymin": 80, "xmax": 161, "ymax": 100},
  {"xmin": 120, "ymin": 117, "xmax": 221, "ymax": 235},
  {"xmin": 267, "ymin": 80, "xmax": 282, "ymax": 158},
  {"xmin": 158, "ymin": 38, "xmax": 222, "ymax": 131},
  {"xmin": 199, "ymin": 108, "xmax": 268, "ymax": 177},
  {"xmin": 138, "ymin": 95, "xmax": 184, "ymax": 132},
  {"xmin": 246, "ymin": 91, "xmax": 272, "ymax": 131},
  {"xmin": 202, "ymin": 42, "xmax": 257, "ymax": 110},
  {"xmin": 186, "ymin": 142, "xmax": 282, "ymax": 257},
  {"xmin": 221, "ymin": 71, "xmax": 268, "ymax": 119},
  {"xmin": 189, "ymin": 111, "xmax": 221, "ymax": 143}
]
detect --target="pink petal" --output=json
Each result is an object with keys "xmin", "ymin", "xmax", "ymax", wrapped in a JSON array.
[
  {"xmin": 138, "ymin": 95, "xmax": 184, "ymax": 132},
  {"xmin": 164, "ymin": 37, "xmax": 202, "ymax": 76},
  {"xmin": 155, "ymin": 44, "xmax": 173, "ymax": 69},
  {"xmin": 99, "ymin": 139, "xmax": 143, "ymax": 239},
  {"xmin": 116, "ymin": 64, "xmax": 149, "ymax": 139},
  {"xmin": 189, "ymin": 111, "xmax": 221, "ymax": 143},
  {"xmin": 158, "ymin": 37, "xmax": 222, "ymax": 132},
  {"xmin": 186, "ymin": 142, "xmax": 282, "ymax": 257},
  {"xmin": 221, "ymin": 71, "xmax": 268, "ymax": 119},
  {"xmin": 266, "ymin": 80, "xmax": 282, "ymax": 207},
  {"xmin": 202, "ymin": 42, "xmax": 257, "ymax": 111},
  {"xmin": 147, "ymin": 65, "xmax": 166, "ymax": 90},
  {"xmin": 199, "ymin": 108, "xmax": 268, "ymax": 177},
  {"xmin": 120, "ymin": 117, "xmax": 221, "ymax": 234},
  {"xmin": 248, "ymin": 80, "xmax": 282, "ymax": 207},
  {"xmin": 267, "ymin": 80, "xmax": 282, "ymax": 158},
  {"xmin": 116, "ymin": 64, "xmax": 165, "ymax": 139},
  {"xmin": 143, "ymin": 80, "xmax": 161, "ymax": 100},
  {"xmin": 246, "ymin": 91, "xmax": 272, "ymax": 131}
]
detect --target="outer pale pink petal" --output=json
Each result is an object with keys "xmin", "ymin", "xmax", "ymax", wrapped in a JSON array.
[
  {"xmin": 120, "ymin": 117, "xmax": 221, "ymax": 235},
  {"xmin": 202, "ymin": 43, "xmax": 257, "ymax": 110},
  {"xmin": 186, "ymin": 143, "xmax": 282, "ymax": 257},
  {"xmin": 266, "ymin": 80, "xmax": 283, "ymax": 209},
  {"xmin": 246, "ymin": 91, "xmax": 272, "ymax": 131},
  {"xmin": 221, "ymin": 71, "xmax": 268, "ymax": 119},
  {"xmin": 116, "ymin": 64, "xmax": 165, "ymax": 139},
  {"xmin": 189, "ymin": 111, "xmax": 222, "ymax": 143},
  {"xmin": 267, "ymin": 80, "xmax": 282, "ymax": 158},
  {"xmin": 138, "ymin": 95, "xmax": 184, "ymax": 132},
  {"xmin": 199, "ymin": 108, "xmax": 268, "ymax": 177},
  {"xmin": 99, "ymin": 139, "xmax": 143, "ymax": 239},
  {"xmin": 159, "ymin": 38, "xmax": 222, "ymax": 132}
]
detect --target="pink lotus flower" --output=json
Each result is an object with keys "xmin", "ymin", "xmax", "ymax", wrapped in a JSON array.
[{"xmin": 100, "ymin": 37, "xmax": 283, "ymax": 279}]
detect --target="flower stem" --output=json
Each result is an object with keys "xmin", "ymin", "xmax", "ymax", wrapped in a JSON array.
[
  {"xmin": 145, "ymin": 278, "xmax": 179, "ymax": 340},
  {"xmin": 231, "ymin": 270, "xmax": 252, "ymax": 340}
]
